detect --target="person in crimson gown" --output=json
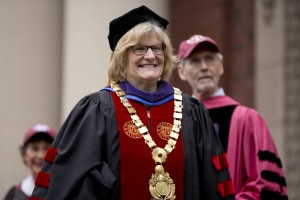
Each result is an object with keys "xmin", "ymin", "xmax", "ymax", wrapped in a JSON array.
[
  {"xmin": 30, "ymin": 6, "xmax": 235, "ymax": 200},
  {"xmin": 177, "ymin": 34, "xmax": 288, "ymax": 199},
  {"xmin": 4, "ymin": 124, "xmax": 56, "ymax": 200}
]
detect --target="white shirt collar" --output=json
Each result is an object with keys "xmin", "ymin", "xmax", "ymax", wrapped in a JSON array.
[
  {"xmin": 20, "ymin": 175, "xmax": 35, "ymax": 196},
  {"xmin": 211, "ymin": 88, "xmax": 225, "ymax": 97},
  {"xmin": 192, "ymin": 88, "xmax": 225, "ymax": 99}
]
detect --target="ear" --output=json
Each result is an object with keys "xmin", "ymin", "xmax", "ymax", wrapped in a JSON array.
[
  {"xmin": 21, "ymin": 152, "xmax": 28, "ymax": 166},
  {"xmin": 219, "ymin": 62, "xmax": 224, "ymax": 76},
  {"xmin": 177, "ymin": 66, "xmax": 187, "ymax": 81}
]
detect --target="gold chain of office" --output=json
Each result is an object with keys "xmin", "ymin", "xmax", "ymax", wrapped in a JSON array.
[{"xmin": 111, "ymin": 81, "xmax": 183, "ymax": 200}]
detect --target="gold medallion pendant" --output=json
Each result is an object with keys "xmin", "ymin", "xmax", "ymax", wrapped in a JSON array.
[
  {"xmin": 149, "ymin": 165, "xmax": 176, "ymax": 200},
  {"xmin": 150, "ymin": 147, "xmax": 175, "ymax": 199}
]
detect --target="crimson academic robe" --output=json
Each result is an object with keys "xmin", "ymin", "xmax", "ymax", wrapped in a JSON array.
[
  {"xmin": 31, "ymin": 88, "xmax": 235, "ymax": 200},
  {"xmin": 202, "ymin": 95, "xmax": 288, "ymax": 200}
]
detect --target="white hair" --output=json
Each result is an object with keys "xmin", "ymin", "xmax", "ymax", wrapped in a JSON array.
[{"xmin": 216, "ymin": 53, "xmax": 223, "ymax": 61}]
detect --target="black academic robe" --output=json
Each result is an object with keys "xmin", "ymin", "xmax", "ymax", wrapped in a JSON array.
[
  {"xmin": 4, "ymin": 186, "xmax": 28, "ymax": 200},
  {"xmin": 31, "ymin": 90, "xmax": 235, "ymax": 200}
]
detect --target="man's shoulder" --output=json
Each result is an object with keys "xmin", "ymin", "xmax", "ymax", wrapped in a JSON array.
[
  {"xmin": 234, "ymin": 104, "xmax": 265, "ymax": 122},
  {"xmin": 202, "ymin": 95, "xmax": 239, "ymax": 109}
]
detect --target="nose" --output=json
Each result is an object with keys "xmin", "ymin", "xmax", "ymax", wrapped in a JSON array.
[
  {"xmin": 144, "ymin": 48, "xmax": 155, "ymax": 59},
  {"xmin": 37, "ymin": 149, "xmax": 46, "ymax": 159},
  {"xmin": 199, "ymin": 60, "xmax": 209, "ymax": 70}
]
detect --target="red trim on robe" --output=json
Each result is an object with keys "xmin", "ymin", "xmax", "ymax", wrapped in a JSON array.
[
  {"xmin": 111, "ymin": 92, "xmax": 184, "ymax": 200},
  {"xmin": 212, "ymin": 153, "xmax": 229, "ymax": 171},
  {"xmin": 217, "ymin": 179, "xmax": 235, "ymax": 197},
  {"xmin": 44, "ymin": 147, "xmax": 58, "ymax": 163},
  {"xmin": 35, "ymin": 171, "xmax": 50, "ymax": 188},
  {"xmin": 28, "ymin": 197, "xmax": 46, "ymax": 200}
]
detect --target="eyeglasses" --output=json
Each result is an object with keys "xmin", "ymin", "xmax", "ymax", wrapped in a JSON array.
[{"xmin": 131, "ymin": 44, "xmax": 166, "ymax": 55}]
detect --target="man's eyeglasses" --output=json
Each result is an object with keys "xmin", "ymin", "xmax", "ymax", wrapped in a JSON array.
[{"xmin": 131, "ymin": 44, "xmax": 166, "ymax": 55}]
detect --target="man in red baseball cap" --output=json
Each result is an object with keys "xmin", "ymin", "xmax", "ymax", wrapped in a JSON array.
[
  {"xmin": 4, "ymin": 124, "xmax": 56, "ymax": 200},
  {"xmin": 177, "ymin": 34, "xmax": 288, "ymax": 199}
]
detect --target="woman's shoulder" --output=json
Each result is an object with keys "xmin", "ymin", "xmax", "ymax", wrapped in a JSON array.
[
  {"xmin": 73, "ymin": 89, "xmax": 113, "ymax": 108},
  {"xmin": 4, "ymin": 185, "xmax": 28, "ymax": 200},
  {"xmin": 61, "ymin": 89, "xmax": 113, "ymax": 126},
  {"xmin": 81, "ymin": 89, "xmax": 111, "ymax": 102}
]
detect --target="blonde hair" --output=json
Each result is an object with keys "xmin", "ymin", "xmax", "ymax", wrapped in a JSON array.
[{"xmin": 108, "ymin": 21, "xmax": 178, "ymax": 82}]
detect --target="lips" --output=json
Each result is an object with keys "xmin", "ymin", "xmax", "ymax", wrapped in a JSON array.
[
  {"xmin": 199, "ymin": 75, "xmax": 212, "ymax": 80},
  {"xmin": 32, "ymin": 159, "xmax": 44, "ymax": 167}
]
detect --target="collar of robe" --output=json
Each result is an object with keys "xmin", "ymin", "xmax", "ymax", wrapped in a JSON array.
[{"xmin": 103, "ymin": 80, "xmax": 174, "ymax": 106}]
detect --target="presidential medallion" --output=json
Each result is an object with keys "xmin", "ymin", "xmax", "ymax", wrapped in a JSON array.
[{"xmin": 149, "ymin": 165, "xmax": 176, "ymax": 200}]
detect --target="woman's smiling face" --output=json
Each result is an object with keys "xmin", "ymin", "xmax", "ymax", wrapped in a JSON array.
[
  {"xmin": 23, "ymin": 139, "xmax": 52, "ymax": 178},
  {"xmin": 125, "ymin": 31, "xmax": 165, "ymax": 92}
]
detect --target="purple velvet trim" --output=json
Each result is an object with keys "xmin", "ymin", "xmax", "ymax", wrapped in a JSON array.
[{"xmin": 118, "ymin": 80, "xmax": 174, "ymax": 103}]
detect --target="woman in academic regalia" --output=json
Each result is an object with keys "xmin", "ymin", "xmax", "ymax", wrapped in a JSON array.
[
  {"xmin": 4, "ymin": 124, "xmax": 56, "ymax": 200},
  {"xmin": 30, "ymin": 5, "xmax": 235, "ymax": 200}
]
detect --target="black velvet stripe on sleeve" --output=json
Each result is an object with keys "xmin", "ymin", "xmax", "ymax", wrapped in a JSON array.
[
  {"xmin": 261, "ymin": 170, "xmax": 287, "ymax": 186},
  {"xmin": 258, "ymin": 150, "xmax": 282, "ymax": 168},
  {"xmin": 260, "ymin": 190, "xmax": 288, "ymax": 200}
]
